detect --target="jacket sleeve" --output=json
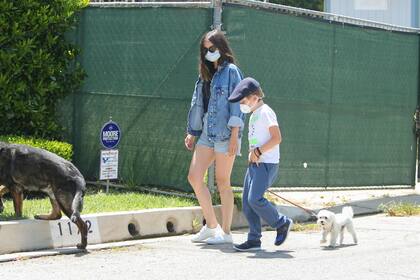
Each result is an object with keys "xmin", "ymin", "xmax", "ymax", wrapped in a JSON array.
[
  {"xmin": 186, "ymin": 77, "xmax": 203, "ymax": 136},
  {"xmin": 227, "ymin": 65, "xmax": 245, "ymax": 129}
]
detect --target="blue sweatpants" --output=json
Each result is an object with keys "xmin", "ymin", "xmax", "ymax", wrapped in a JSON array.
[{"xmin": 242, "ymin": 163, "xmax": 287, "ymax": 242}]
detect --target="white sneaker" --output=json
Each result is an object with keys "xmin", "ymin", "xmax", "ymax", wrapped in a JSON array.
[
  {"xmin": 206, "ymin": 231, "xmax": 233, "ymax": 245},
  {"xmin": 191, "ymin": 225, "xmax": 220, "ymax": 243}
]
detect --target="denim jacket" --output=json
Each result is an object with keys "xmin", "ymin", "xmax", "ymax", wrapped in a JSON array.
[{"xmin": 187, "ymin": 62, "xmax": 245, "ymax": 142}]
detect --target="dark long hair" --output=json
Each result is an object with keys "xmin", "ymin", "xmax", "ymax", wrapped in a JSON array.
[{"xmin": 199, "ymin": 30, "xmax": 237, "ymax": 82}]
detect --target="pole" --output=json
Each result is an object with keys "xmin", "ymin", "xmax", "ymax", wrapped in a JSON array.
[
  {"xmin": 206, "ymin": 0, "xmax": 223, "ymax": 194},
  {"xmin": 208, "ymin": 164, "xmax": 216, "ymax": 193},
  {"xmin": 212, "ymin": 0, "xmax": 223, "ymax": 31}
]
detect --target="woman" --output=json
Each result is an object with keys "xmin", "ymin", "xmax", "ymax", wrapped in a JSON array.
[{"xmin": 185, "ymin": 30, "xmax": 244, "ymax": 244}]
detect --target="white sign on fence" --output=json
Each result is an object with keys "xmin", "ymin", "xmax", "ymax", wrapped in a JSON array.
[{"xmin": 100, "ymin": 149, "xmax": 119, "ymax": 180}]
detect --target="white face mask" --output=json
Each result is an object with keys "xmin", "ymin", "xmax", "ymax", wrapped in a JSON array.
[
  {"xmin": 240, "ymin": 97, "xmax": 261, "ymax": 114},
  {"xmin": 205, "ymin": 49, "xmax": 221, "ymax": 62},
  {"xmin": 240, "ymin": 104, "xmax": 252, "ymax": 114}
]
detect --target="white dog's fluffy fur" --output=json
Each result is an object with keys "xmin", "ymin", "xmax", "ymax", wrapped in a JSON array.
[{"xmin": 317, "ymin": 206, "xmax": 358, "ymax": 248}]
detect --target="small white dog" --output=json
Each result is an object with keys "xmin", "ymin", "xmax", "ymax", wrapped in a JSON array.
[{"xmin": 317, "ymin": 206, "xmax": 358, "ymax": 248}]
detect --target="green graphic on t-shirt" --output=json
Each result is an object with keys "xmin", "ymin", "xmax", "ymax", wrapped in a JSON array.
[
  {"xmin": 250, "ymin": 114, "xmax": 259, "ymax": 124},
  {"xmin": 249, "ymin": 138, "xmax": 258, "ymax": 145}
]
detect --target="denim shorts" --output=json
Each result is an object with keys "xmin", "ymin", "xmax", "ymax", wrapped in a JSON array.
[{"xmin": 197, "ymin": 113, "xmax": 241, "ymax": 156}]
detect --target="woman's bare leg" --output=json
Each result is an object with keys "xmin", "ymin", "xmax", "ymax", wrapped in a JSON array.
[
  {"xmin": 188, "ymin": 145, "xmax": 218, "ymax": 228},
  {"xmin": 215, "ymin": 152, "xmax": 236, "ymax": 234}
]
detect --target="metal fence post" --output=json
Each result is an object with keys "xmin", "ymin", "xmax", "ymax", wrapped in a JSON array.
[
  {"xmin": 212, "ymin": 0, "xmax": 223, "ymax": 31},
  {"xmin": 208, "ymin": 164, "xmax": 216, "ymax": 193},
  {"xmin": 206, "ymin": 0, "xmax": 223, "ymax": 194}
]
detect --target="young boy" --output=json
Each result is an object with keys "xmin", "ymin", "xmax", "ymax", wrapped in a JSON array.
[{"xmin": 228, "ymin": 77, "xmax": 293, "ymax": 251}]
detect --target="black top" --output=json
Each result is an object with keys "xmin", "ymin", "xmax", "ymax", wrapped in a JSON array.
[
  {"xmin": 203, "ymin": 80, "xmax": 211, "ymax": 113},
  {"xmin": 202, "ymin": 61, "xmax": 217, "ymax": 113}
]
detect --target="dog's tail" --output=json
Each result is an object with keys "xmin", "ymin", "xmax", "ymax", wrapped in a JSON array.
[
  {"xmin": 71, "ymin": 187, "xmax": 85, "ymax": 223},
  {"xmin": 342, "ymin": 206, "xmax": 354, "ymax": 218}
]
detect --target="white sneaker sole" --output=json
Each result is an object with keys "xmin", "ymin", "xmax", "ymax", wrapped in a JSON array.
[
  {"xmin": 206, "ymin": 240, "xmax": 233, "ymax": 245},
  {"xmin": 191, "ymin": 239, "xmax": 210, "ymax": 243}
]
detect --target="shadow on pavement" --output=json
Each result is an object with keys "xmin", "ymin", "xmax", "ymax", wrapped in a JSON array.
[
  {"xmin": 321, "ymin": 243, "xmax": 358, "ymax": 251},
  {"xmin": 246, "ymin": 249, "xmax": 294, "ymax": 259},
  {"xmin": 74, "ymin": 250, "xmax": 91, "ymax": 257},
  {"xmin": 196, "ymin": 243, "xmax": 295, "ymax": 259}
]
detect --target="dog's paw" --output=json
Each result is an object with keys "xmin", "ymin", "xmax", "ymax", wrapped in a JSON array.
[
  {"xmin": 320, "ymin": 239, "xmax": 327, "ymax": 244},
  {"xmin": 77, "ymin": 243, "xmax": 87, "ymax": 250}
]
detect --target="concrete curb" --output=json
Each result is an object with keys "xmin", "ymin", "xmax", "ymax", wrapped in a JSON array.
[
  {"xmin": 1, "ymin": 193, "xmax": 419, "ymax": 262},
  {"xmin": 0, "ymin": 206, "xmax": 248, "ymax": 255}
]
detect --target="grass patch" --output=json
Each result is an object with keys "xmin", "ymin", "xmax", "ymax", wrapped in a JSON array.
[
  {"xmin": 0, "ymin": 189, "xmax": 198, "ymax": 221},
  {"xmin": 212, "ymin": 191, "xmax": 243, "ymax": 209},
  {"xmin": 379, "ymin": 202, "xmax": 420, "ymax": 217},
  {"xmin": 264, "ymin": 222, "xmax": 319, "ymax": 232},
  {"xmin": 291, "ymin": 222, "xmax": 319, "ymax": 232}
]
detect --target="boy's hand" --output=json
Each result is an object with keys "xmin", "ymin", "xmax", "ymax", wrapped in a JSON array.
[{"xmin": 248, "ymin": 149, "xmax": 260, "ymax": 166}]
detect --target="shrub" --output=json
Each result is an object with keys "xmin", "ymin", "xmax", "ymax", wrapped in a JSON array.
[
  {"xmin": 0, "ymin": 0, "xmax": 88, "ymax": 139},
  {"xmin": 0, "ymin": 135, "xmax": 73, "ymax": 161}
]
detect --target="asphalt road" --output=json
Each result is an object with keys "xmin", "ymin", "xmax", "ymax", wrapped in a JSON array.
[{"xmin": 1, "ymin": 214, "xmax": 419, "ymax": 280}]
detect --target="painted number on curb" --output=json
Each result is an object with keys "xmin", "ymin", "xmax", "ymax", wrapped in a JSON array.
[
  {"xmin": 56, "ymin": 220, "xmax": 93, "ymax": 236},
  {"xmin": 49, "ymin": 217, "xmax": 101, "ymax": 248}
]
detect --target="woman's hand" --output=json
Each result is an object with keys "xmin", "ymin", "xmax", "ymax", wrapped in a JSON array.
[
  {"xmin": 248, "ymin": 149, "xmax": 260, "ymax": 166},
  {"xmin": 228, "ymin": 137, "xmax": 238, "ymax": 156},
  {"xmin": 184, "ymin": 134, "xmax": 196, "ymax": 151},
  {"xmin": 228, "ymin": 127, "xmax": 240, "ymax": 156}
]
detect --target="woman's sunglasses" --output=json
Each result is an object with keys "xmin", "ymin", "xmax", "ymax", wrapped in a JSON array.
[{"xmin": 203, "ymin": 46, "xmax": 217, "ymax": 53}]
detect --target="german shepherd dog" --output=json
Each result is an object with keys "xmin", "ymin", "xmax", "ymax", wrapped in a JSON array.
[{"xmin": 0, "ymin": 142, "xmax": 87, "ymax": 249}]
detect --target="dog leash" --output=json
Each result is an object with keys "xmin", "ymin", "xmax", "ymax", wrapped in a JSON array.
[{"xmin": 266, "ymin": 189, "xmax": 318, "ymax": 218}]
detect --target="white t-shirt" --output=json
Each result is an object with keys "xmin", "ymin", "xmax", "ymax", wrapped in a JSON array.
[{"xmin": 248, "ymin": 104, "xmax": 280, "ymax": 164}]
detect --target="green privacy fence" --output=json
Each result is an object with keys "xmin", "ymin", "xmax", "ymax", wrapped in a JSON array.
[
  {"xmin": 60, "ymin": 6, "xmax": 212, "ymax": 191},
  {"xmin": 59, "ymin": 2, "xmax": 419, "ymax": 191},
  {"xmin": 223, "ymin": 3, "xmax": 419, "ymax": 187}
]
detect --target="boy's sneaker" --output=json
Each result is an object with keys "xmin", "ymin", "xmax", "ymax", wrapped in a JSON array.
[
  {"xmin": 191, "ymin": 224, "xmax": 221, "ymax": 243},
  {"xmin": 275, "ymin": 218, "xmax": 293, "ymax": 246},
  {"xmin": 206, "ymin": 231, "xmax": 233, "ymax": 245},
  {"xmin": 233, "ymin": 240, "xmax": 261, "ymax": 252}
]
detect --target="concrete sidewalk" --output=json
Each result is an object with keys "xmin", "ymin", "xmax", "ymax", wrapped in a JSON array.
[
  {"xmin": 268, "ymin": 188, "xmax": 420, "ymax": 221},
  {"xmin": 1, "ymin": 188, "xmax": 419, "ymax": 262},
  {"xmin": 268, "ymin": 188, "xmax": 418, "ymax": 209},
  {"xmin": 1, "ymin": 214, "xmax": 419, "ymax": 280}
]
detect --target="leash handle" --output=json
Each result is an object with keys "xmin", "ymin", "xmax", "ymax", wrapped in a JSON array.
[{"xmin": 267, "ymin": 190, "xmax": 318, "ymax": 217}]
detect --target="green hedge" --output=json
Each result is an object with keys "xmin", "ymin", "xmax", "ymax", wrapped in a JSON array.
[
  {"xmin": 0, "ymin": 135, "xmax": 73, "ymax": 161},
  {"xmin": 0, "ymin": 0, "xmax": 87, "ymax": 139}
]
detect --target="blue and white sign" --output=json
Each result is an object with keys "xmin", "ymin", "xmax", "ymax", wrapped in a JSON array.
[
  {"xmin": 100, "ymin": 149, "xmax": 118, "ymax": 180},
  {"xmin": 100, "ymin": 120, "xmax": 121, "ymax": 149}
]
